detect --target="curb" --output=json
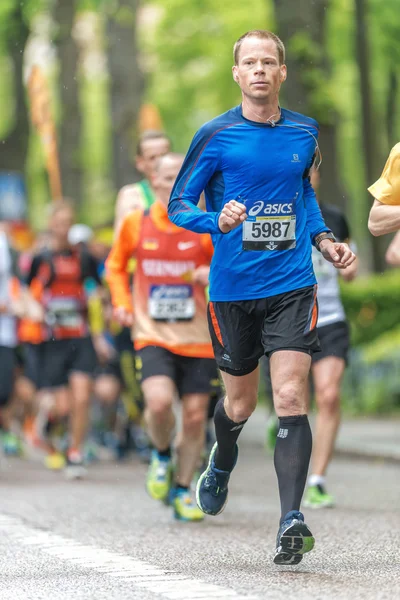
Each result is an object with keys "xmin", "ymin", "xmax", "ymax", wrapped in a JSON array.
[{"xmin": 334, "ymin": 448, "xmax": 400, "ymax": 465}]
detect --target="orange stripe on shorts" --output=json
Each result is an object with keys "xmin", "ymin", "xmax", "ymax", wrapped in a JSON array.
[
  {"xmin": 310, "ymin": 286, "xmax": 318, "ymax": 331},
  {"xmin": 209, "ymin": 301, "xmax": 224, "ymax": 346}
]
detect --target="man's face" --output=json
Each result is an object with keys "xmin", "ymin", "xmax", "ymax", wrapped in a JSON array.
[
  {"xmin": 232, "ymin": 37, "xmax": 286, "ymax": 102},
  {"xmin": 136, "ymin": 138, "xmax": 171, "ymax": 180},
  {"xmin": 50, "ymin": 208, "xmax": 74, "ymax": 242},
  {"xmin": 152, "ymin": 156, "xmax": 183, "ymax": 207}
]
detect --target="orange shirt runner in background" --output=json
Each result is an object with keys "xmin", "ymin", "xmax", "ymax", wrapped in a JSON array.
[
  {"xmin": 17, "ymin": 277, "xmax": 45, "ymax": 344},
  {"xmin": 106, "ymin": 200, "xmax": 214, "ymax": 358}
]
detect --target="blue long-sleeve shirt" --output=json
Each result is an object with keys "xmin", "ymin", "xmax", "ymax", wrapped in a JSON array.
[{"xmin": 168, "ymin": 105, "xmax": 329, "ymax": 301}]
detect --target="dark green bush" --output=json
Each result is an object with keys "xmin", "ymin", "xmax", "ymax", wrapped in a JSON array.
[{"xmin": 341, "ymin": 270, "xmax": 400, "ymax": 346}]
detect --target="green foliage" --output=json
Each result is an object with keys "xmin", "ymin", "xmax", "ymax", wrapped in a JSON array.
[
  {"xmin": 141, "ymin": 0, "xmax": 273, "ymax": 150},
  {"xmin": 0, "ymin": 0, "xmax": 18, "ymax": 51},
  {"xmin": 362, "ymin": 326, "xmax": 400, "ymax": 364},
  {"xmin": 341, "ymin": 279, "xmax": 400, "ymax": 415},
  {"xmin": 0, "ymin": 55, "xmax": 14, "ymax": 138},
  {"xmin": 334, "ymin": 270, "xmax": 400, "ymax": 415},
  {"xmin": 21, "ymin": 0, "xmax": 52, "ymax": 25},
  {"xmin": 341, "ymin": 270, "xmax": 400, "ymax": 346},
  {"xmin": 78, "ymin": 0, "xmax": 103, "ymax": 11},
  {"xmin": 370, "ymin": 0, "xmax": 400, "ymax": 67},
  {"xmin": 287, "ymin": 32, "xmax": 336, "ymax": 125},
  {"xmin": 0, "ymin": 0, "xmax": 35, "ymax": 52},
  {"xmin": 80, "ymin": 77, "xmax": 114, "ymax": 225}
]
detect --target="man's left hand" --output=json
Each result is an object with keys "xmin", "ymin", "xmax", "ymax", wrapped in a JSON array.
[
  {"xmin": 192, "ymin": 265, "xmax": 210, "ymax": 287},
  {"xmin": 319, "ymin": 239, "xmax": 356, "ymax": 269}
]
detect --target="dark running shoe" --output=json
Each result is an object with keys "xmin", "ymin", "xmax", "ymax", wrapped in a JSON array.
[
  {"xmin": 195, "ymin": 442, "xmax": 238, "ymax": 516},
  {"xmin": 274, "ymin": 510, "xmax": 315, "ymax": 565}
]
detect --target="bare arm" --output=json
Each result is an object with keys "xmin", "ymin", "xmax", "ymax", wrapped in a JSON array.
[
  {"xmin": 114, "ymin": 185, "xmax": 144, "ymax": 236},
  {"xmin": 340, "ymin": 257, "xmax": 358, "ymax": 281},
  {"xmin": 385, "ymin": 231, "xmax": 400, "ymax": 266},
  {"xmin": 368, "ymin": 200, "xmax": 400, "ymax": 236},
  {"xmin": 338, "ymin": 238, "xmax": 358, "ymax": 282}
]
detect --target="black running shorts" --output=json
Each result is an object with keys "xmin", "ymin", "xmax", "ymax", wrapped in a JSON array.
[
  {"xmin": 22, "ymin": 342, "xmax": 45, "ymax": 389},
  {"xmin": 41, "ymin": 337, "xmax": 97, "ymax": 388},
  {"xmin": 0, "ymin": 346, "xmax": 16, "ymax": 406},
  {"xmin": 136, "ymin": 345, "xmax": 219, "ymax": 397},
  {"xmin": 208, "ymin": 285, "xmax": 320, "ymax": 376},
  {"xmin": 312, "ymin": 321, "xmax": 350, "ymax": 365}
]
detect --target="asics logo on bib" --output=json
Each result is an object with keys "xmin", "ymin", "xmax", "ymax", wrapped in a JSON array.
[
  {"xmin": 142, "ymin": 259, "xmax": 195, "ymax": 278},
  {"xmin": 247, "ymin": 201, "xmax": 293, "ymax": 217},
  {"xmin": 151, "ymin": 285, "xmax": 191, "ymax": 300}
]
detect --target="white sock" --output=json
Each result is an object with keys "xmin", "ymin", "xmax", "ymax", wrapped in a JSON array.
[{"xmin": 308, "ymin": 474, "xmax": 326, "ymax": 488}]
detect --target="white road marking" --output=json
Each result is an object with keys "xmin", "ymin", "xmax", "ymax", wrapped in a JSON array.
[{"xmin": 0, "ymin": 514, "xmax": 259, "ymax": 600}]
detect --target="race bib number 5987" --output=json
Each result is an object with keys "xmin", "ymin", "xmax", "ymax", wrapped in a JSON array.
[{"xmin": 242, "ymin": 199, "xmax": 297, "ymax": 251}]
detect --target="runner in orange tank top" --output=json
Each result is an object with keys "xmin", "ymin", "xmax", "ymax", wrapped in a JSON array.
[
  {"xmin": 106, "ymin": 153, "xmax": 216, "ymax": 522},
  {"xmin": 26, "ymin": 201, "xmax": 102, "ymax": 479}
]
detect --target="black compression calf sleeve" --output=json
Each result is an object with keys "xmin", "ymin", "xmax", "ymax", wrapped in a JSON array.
[
  {"xmin": 274, "ymin": 414, "xmax": 312, "ymax": 522},
  {"xmin": 208, "ymin": 392, "xmax": 220, "ymax": 420},
  {"xmin": 214, "ymin": 398, "xmax": 247, "ymax": 471}
]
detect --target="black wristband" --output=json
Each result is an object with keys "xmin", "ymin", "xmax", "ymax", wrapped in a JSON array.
[{"xmin": 315, "ymin": 231, "xmax": 336, "ymax": 252}]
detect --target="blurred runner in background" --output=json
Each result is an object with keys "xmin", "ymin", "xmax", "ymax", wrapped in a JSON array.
[
  {"xmin": 15, "ymin": 229, "xmax": 65, "ymax": 467},
  {"xmin": 69, "ymin": 223, "xmax": 124, "ymax": 460},
  {"xmin": 107, "ymin": 153, "xmax": 215, "ymax": 522},
  {"xmin": 26, "ymin": 200, "xmax": 102, "ymax": 479},
  {"xmin": 114, "ymin": 130, "xmax": 171, "ymax": 235},
  {"xmin": 303, "ymin": 167, "xmax": 358, "ymax": 508},
  {"xmin": 113, "ymin": 130, "xmax": 171, "ymax": 450},
  {"xmin": 368, "ymin": 143, "xmax": 400, "ymax": 235},
  {"xmin": 0, "ymin": 220, "xmax": 23, "ymax": 455}
]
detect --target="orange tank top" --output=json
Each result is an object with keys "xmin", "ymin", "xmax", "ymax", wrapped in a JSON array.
[
  {"xmin": 32, "ymin": 251, "xmax": 89, "ymax": 341},
  {"xmin": 133, "ymin": 211, "xmax": 213, "ymax": 358}
]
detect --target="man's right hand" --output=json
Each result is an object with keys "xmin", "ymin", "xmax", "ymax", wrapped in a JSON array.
[
  {"xmin": 218, "ymin": 200, "xmax": 247, "ymax": 233},
  {"xmin": 113, "ymin": 306, "xmax": 134, "ymax": 327}
]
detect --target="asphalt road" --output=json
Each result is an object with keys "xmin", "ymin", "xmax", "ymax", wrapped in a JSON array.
[{"xmin": 1, "ymin": 443, "xmax": 399, "ymax": 600}]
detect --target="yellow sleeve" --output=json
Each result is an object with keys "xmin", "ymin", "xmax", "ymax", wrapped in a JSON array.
[
  {"xmin": 88, "ymin": 295, "xmax": 104, "ymax": 335},
  {"xmin": 368, "ymin": 143, "xmax": 400, "ymax": 205}
]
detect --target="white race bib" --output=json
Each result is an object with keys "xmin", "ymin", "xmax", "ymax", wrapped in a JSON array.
[
  {"xmin": 47, "ymin": 297, "xmax": 84, "ymax": 329},
  {"xmin": 312, "ymin": 246, "xmax": 333, "ymax": 280},
  {"xmin": 242, "ymin": 199, "xmax": 297, "ymax": 251},
  {"xmin": 148, "ymin": 285, "xmax": 195, "ymax": 321}
]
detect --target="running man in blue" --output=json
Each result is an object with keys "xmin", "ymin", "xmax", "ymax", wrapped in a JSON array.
[{"xmin": 168, "ymin": 30, "xmax": 356, "ymax": 565}]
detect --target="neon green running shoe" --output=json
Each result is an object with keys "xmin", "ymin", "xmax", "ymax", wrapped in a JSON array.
[
  {"xmin": 146, "ymin": 451, "xmax": 173, "ymax": 501},
  {"xmin": 1, "ymin": 431, "xmax": 23, "ymax": 456},
  {"xmin": 172, "ymin": 488, "xmax": 204, "ymax": 522},
  {"xmin": 303, "ymin": 484, "xmax": 335, "ymax": 509}
]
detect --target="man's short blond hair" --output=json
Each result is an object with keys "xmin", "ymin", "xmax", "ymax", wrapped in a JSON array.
[
  {"xmin": 233, "ymin": 30, "xmax": 285, "ymax": 66},
  {"xmin": 136, "ymin": 130, "xmax": 171, "ymax": 156}
]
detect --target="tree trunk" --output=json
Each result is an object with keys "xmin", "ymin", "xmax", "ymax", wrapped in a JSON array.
[
  {"xmin": 355, "ymin": 0, "xmax": 385, "ymax": 271},
  {"xmin": 0, "ymin": 5, "xmax": 30, "ymax": 173},
  {"xmin": 107, "ymin": 0, "xmax": 144, "ymax": 190},
  {"xmin": 54, "ymin": 0, "xmax": 81, "ymax": 205},
  {"xmin": 273, "ymin": 0, "xmax": 345, "ymax": 211}
]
